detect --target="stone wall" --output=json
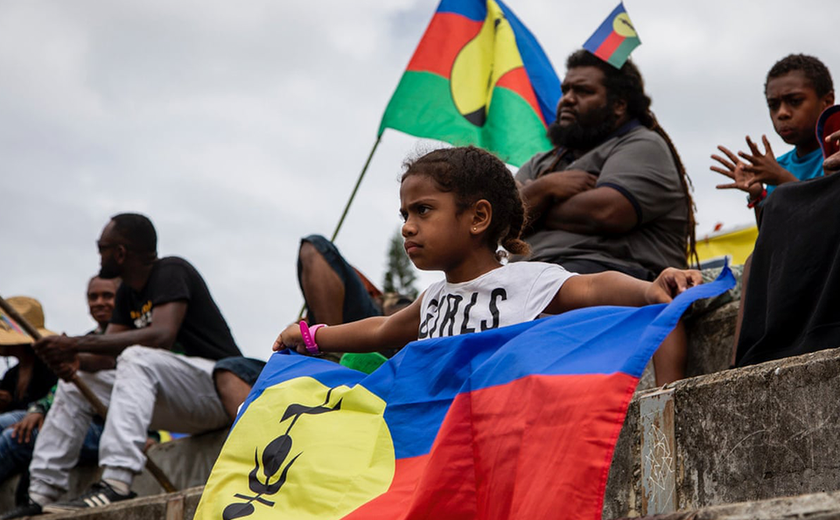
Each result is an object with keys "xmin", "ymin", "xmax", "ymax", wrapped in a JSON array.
[{"xmin": 605, "ymin": 348, "xmax": 840, "ymax": 518}]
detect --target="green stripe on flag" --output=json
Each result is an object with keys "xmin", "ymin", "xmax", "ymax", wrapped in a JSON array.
[
  {"xmin": 607, "ymin": 37, "xmax": 641, "ymax": 69},
  {"xmin": 379, "ymin": 71, "xmax": 552, "ymax": 167}
]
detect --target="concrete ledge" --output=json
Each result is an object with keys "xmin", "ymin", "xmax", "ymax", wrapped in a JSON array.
[
  {"xmin": 19, "ymin": 486, "xmax": 204, "ymax": 520},
  {"xmin": 612, "ymin": 489, "xmax": 840, "ymax": 519},
  {"xmin": 686, "ymin": 302, "xmax": 738, "ymax": 378},
  {"xmin": 0, "ymin": 429, "xmax": 227, "ymax": 514},
  {"xmin": 605, "ymin": 347, "xmax": 840, "ymax": 518}
]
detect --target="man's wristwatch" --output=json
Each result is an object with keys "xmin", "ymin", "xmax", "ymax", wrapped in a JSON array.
[{"xmin": 26, "ymin": 404, "xmax": 46, "ymax": 415}]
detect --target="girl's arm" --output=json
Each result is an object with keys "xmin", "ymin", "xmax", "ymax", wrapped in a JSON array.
[
  {"xmin": 544, "ymin": 268, "xmax": 702, "ymax": 314},
  {"xmin": 272, "ymin": 296, "xmax": 423, "ymax": 355}
]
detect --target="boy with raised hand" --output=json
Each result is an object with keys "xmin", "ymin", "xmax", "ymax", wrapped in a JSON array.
[
  {"xmin": 712, "ymin": 54, "xmax": 834, "ymax": 214},
  {"xmin": 732, "ymin": 119, "xmax": 840, "ymax": 367}
]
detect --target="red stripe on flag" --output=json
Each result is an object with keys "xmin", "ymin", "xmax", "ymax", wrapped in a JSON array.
[
  {"xmin": 342, "ymin": 456, "xmax": 429, "ymax": 520},
  {"xmin": 496, "ymin": 67, "xmax": 547, "ymax": 127},
  {"xmin": 343, "ymin": 372, "xmax": 639, "ymax": 519},
  {"xmin": 594, "ymin": 31, "xmax": 625, "ymax": 62},
  {"xmin": 406, "ymin": 13, "xmax": 483, "ymax": 78}
]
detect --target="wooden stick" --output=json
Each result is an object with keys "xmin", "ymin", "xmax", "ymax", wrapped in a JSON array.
[{"xmin": 0, "ymin": 294, "xmax": 177, "ymax": 493}]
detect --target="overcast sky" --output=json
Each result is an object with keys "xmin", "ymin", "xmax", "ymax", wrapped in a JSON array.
[{"xmin": 2, "ymin": 0, "xmax": 837, "ymax": 364}]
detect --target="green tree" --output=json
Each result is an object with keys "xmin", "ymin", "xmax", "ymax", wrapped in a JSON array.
[{"xmin": 383, "ymin": 228, "xmax": 418, "ymax": 299}]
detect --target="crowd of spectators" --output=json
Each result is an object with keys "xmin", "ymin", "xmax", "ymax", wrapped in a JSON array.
[{"xmin": 1, "ymin": 49, "xmax": 838, "ymax": 519}]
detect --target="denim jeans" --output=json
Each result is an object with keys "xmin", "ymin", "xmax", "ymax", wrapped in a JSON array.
[{"xmin": 0, "ymin": 414, "xmax": 103, "ymax": 484}]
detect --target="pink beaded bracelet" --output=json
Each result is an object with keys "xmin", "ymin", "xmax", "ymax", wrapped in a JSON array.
[{"xmin": 299, "ymin": 321, "xmax": 327, "ymax": 355}]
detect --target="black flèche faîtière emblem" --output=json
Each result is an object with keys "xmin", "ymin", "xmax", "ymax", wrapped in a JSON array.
[{"xmin": 222, "ymin": 388, "xmax": 343, "ymax": 519}]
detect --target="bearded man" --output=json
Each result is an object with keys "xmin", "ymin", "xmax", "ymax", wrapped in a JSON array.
[
  {"xmin": 513, "ymin": 50, "xmax": 698, "ymax": 386},
  {"xmin": 515, "ymin": 50, "xmax": 696, "ymax": 280}
]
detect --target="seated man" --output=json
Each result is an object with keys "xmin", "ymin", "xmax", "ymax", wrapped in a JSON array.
[
  {"xmin": 0, "ymin": 277, "xmax": 119, "ymax": 500},
  {"xmin": 733, "ymin": 124, "xmax": 840, "ymax": 366},
  {"xmin": 515, "ymin": 50, "xmax": 695, "ymax": 384},
  {"xmin": 2, "ymin": 213, "xmax": 242, "ymax": 519}
]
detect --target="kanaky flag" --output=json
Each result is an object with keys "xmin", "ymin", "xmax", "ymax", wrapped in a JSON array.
[
  {"xmin": 583, "ymin": 2, "xmax": 641, "ymax": 69},
  {"xmin": 378, "ymin": 0, "xmax": 561, "ymax": 167},
  {"xmin": 195, "ymin": 269, "xmax": 734, "ymax": 520}
]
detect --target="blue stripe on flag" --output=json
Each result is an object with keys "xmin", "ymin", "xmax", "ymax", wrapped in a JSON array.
[
  {"xmin": 436, "ymin": 0, "xmax": 486, "ymax": 22},
  {"xmin": 497, "ymin": 0, "xmax": 562, "ymax": 126},
  {"xmin": 583, "ymin": 3, "xmax": 627, "ymax": 53}
]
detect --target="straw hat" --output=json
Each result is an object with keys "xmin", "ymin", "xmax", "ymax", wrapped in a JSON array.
[{"xmin": 0, "ymin": 296, "xmax": 57, "ymax": 345}]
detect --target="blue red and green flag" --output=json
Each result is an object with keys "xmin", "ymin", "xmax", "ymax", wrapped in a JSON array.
[
  {"xmin": 583, "ymin": 2, "xmax": 641, "ymax": 69},
  {"xmin": 377, "ymin": 0, "xmax": 561, "ymax": 167},
  {"xmin": 195, "ymin": 269, "xmax": 734, "ymax": 520}
]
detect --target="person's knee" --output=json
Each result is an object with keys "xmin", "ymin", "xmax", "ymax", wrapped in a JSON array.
[
  {"xmin": 115, "ymin": 345, "xmax": 151, "ymax": 365},
  {"xmin": 299, "ymin": 240, "xmax": 325, "ymax": 270},
  {"xmin": 213, "ymin": 369, "xmax": 243, "ymax": 392},
  {"xmin": 114, "ymin": 346, "xmax": 169, "ymax": 385},
  {"xmin": 0, "ymin": 428, "xmax": 14, "ymax": 451},
  {"xmin": 214, "ymin": 369, "xmax": 253, "ymax": 421}
]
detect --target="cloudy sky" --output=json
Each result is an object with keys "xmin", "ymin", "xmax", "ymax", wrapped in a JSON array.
[{"xmin": 1, "ymin": 0, "xmax": 837, "ymax": 363}]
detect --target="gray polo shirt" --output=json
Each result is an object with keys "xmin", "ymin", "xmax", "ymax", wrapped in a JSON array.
[{"xmin": 514, "ymin": 123, "xmax": 688, "ymax": 276}]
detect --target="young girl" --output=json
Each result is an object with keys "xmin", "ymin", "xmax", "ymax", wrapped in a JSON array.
[{"xmin": 275, "ymin": 146, "xmax": 701, "ymax": 363}]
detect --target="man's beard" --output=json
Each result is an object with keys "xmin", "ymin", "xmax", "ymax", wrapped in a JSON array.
[
  {"xmin": 548, "ymin": 104, "xmax": 618, "ymax": 151},
  {"xmin": 98, "ymin": 262, "xmax": 121, "ymax": 279}
]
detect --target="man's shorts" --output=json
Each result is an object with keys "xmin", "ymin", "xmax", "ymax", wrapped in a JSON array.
[{"xmin": 299, "ymin": 235, "xmax": 382, "ymax": 324}]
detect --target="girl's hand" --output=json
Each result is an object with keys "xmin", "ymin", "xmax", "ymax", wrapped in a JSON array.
[
  {"xmin": 646, "ymin": 268, "xmax": 703, "ymax": 304},
  {"xmin": 272, "ymin": 323, "xmax": 306, "ymax": 353}
]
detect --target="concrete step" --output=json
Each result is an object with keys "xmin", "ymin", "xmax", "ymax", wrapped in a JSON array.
[
  {"xmin": 11, "ymin": 482, "xmax": 840, "ymax": 520},
  {"xmin": 7, "ymin": 486, "xmax": 203, "ymax": 520},
  {"xmin": 0, "ymin": 429, "xmax": 226, "ymax": 514},
  {"xmin": 605, "ymin": 347, "xmax": 840, "ymax": 518},
  {"xmin": 613, "ymin": 489, "xmax": 840, "ymax": 520},
  {"xmin": 685, "ymin": 301, "xmax": 738, "ymax": 378}
]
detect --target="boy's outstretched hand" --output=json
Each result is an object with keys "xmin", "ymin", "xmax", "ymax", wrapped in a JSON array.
[
  {"xmin": 711, "ymin": 145, "xmax": 762, "ymax": 197},
  {"xmin": 739, "ymin": 135, "xmax": 797, "ymax": 187},
  {"xmin": 272, "ymin": 323, "xmax": 307, "ymax": 354},
  {"xmin": 646, "ymin": 268, "xmax": 703, "ymax": 305}
]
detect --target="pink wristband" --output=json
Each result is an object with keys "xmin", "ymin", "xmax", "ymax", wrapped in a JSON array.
[{"xmin": 299, "ymin": 321, "xmax": 327, "ymax": 355}]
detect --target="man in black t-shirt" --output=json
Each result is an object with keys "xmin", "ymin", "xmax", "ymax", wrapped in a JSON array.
[{"xmin": 10, "ymin": 213, "xmax": 242, "ymax": 518}]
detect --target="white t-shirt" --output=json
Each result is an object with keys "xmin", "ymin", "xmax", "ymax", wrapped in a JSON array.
[{"xmin": 418, "ymin": 262, "xmax": 576, "ymax": 340}]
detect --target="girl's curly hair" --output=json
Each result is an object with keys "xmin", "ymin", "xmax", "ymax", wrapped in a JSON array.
[{"xmin": 402, "ymin": 146, "xmax": 529, "ymax": 259}]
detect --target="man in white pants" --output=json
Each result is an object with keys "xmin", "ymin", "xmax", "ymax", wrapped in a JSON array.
[{"xmin": 2, "ymin": 213, "xmax": 242, "ymax": 519}]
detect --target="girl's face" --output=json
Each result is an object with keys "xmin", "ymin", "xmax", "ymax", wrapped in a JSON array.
[{"xmin": 399, "ymin": 174, "xmax": 474, "ymax": 273}]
